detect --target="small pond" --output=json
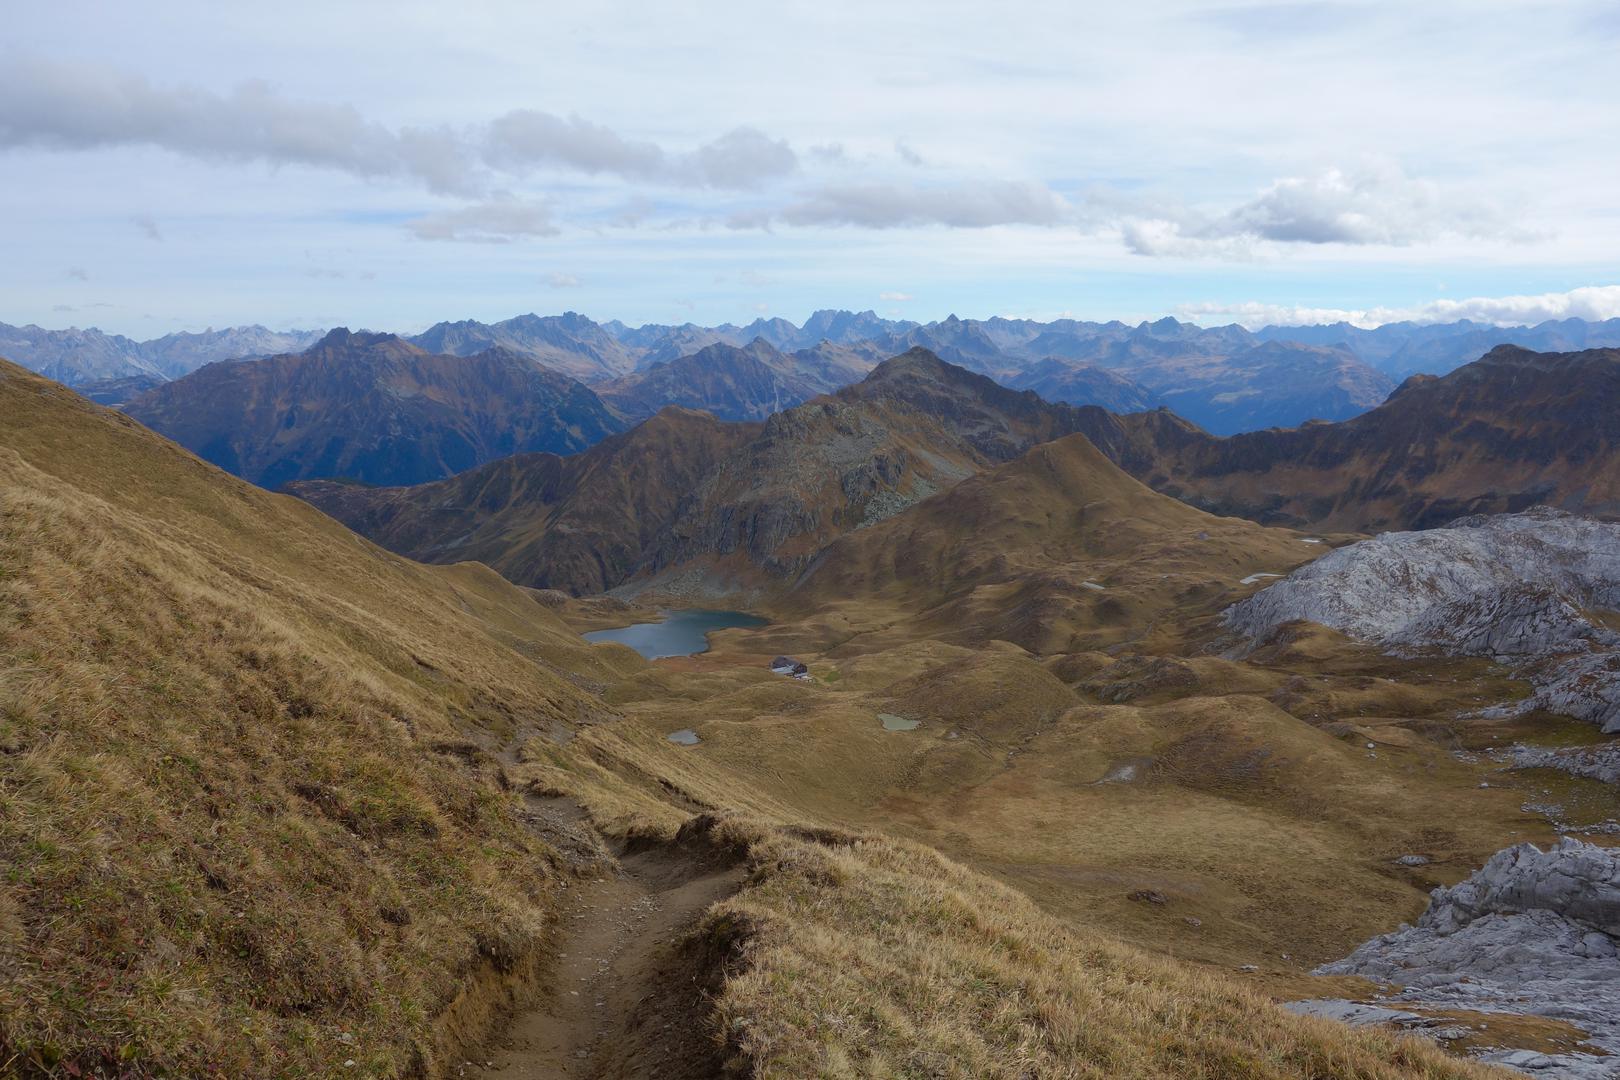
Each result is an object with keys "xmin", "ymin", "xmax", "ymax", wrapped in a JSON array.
[
  {"xmin": 667, "ymin": 729, "xmax": 702, "ymax": 746},
  {"xmin": 878, "ymin": 712, "xmax": 921, "ymax": 731},
  {"xmin": 582, "ymin": 608, "xmax": 768, "ymax": 660}
]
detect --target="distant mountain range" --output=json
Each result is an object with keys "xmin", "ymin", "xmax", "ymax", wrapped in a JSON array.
[
  {"xmin": 1139, "ymin": 345, "xmax": 1620, "ymax": 532},
  {"xmin": 0, "ymin": 322, "xmax": 323, "ymax": 386},
  {"xmin": 291, "ymin": 345, "xmax": 1620, "ymax": 600},
  {"xmin": 290, "ymin": 349, "xmax": 1143, "ymax": 592},
  {"xmin": 11, "ymin": 310, "xmax": 1620, "ymax": 436},
  {"xmin": 125, "ymin": 329, "xmax": 624, "ymax": 488},
  {"xmin": 595, "ymin": 339, "xmax": 867, "ymax": 423}
]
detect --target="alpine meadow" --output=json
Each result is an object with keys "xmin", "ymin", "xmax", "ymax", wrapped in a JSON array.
[{"xmin": 3, "ymin": 3, "xmax": 1619, "ymax": 1078}]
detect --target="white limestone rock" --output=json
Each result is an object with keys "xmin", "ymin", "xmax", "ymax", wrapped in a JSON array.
[
  {"xmin": 1313, "ymin": 839, "xmax": 1620, "ymax": 1079},
  {"xmin": 1224, "ymin": 508, "xmax": 1620, "ymax": 732}
]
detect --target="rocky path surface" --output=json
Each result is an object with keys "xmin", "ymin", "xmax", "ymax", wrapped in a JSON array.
[{"xmin": 472, "ymin": 801, "xmax": 745, "ymax": 1080}]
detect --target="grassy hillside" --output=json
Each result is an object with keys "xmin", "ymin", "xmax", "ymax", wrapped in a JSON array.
[
  {"xmin": 714, "ymin": 824, "xmax": 1504, "ymax": 1079},
  {"xmin": 784, "ymin": 431, "xmax": 1320, "ymax": 653},
  {"xmin": 0, "ymin": 361, "xmax": 623, "ymax": 1075},
  {"xmin": 0, "ymin": 358, "xmax": 1538, "ymax": 1078}
]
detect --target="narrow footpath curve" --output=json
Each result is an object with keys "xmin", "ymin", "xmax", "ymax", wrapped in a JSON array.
[{"xmin": 474, "ymin": 799, "xmax": 747, "ymax": 1079}]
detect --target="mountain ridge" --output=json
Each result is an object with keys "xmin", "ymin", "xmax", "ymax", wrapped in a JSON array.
[{"xmin": 125, "ymin": 328, "xmax": 625, "ymax": 488}]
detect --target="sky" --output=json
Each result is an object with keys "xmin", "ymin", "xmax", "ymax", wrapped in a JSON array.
[{"xmin": 4, "ymin": 0, "xmax": 1619, "ymax": 337}]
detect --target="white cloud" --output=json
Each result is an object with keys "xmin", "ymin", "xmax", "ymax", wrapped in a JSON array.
[
  {"xmin": 409, "ymin": 196, "xmax": 558, "ymax": 243},
  {"xmin": 546, "ymin": 272, "xmax": 582, "ymax": 288},
  {"xmin": 0, "ymin": 55, "xmax": 796, "ymax": 199},
  {"xmin": 132, "ymin": 213, "xmax": 161, "ymax": 241},
  {"xmin": 3, "ymin": 2, "xmax": 1616, "ymax": 332},
  {"xmin": 879, "ymin": 290, "xmax": 913, "ymax": 301},
  {"xmin": 1116, "ymin": 165, "xmax": 1524, "ymax": 257},
  {"xmin": 1175, "ymin": 285, "xmax": 1620, "ymax": 329},
  {"xmin": 0, "ymin": 55, "xmax": 482, "ymax": 195},
  {"xmin": 755, "ymin": 180, "xmax": 1071, "ymax": 229},
  {"xmin": 485, "ymin": 113, "xmax": 793, "ymax": 189},
  {"xmin": 484, "ymin": 110, "xmax": 664, "ymax": 178},
  {"xmin": 686, "ymin": 127, "xmax": 796, "ymax": 188}
]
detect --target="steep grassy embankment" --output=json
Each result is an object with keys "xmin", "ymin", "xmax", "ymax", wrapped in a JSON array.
[{"xmin": 0, "ymin": 361, "xmax": 624, "ymax": 1076}]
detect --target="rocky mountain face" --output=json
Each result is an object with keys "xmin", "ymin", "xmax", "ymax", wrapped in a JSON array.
[
  {"xmin": 1120, "ymin": 340, "xmax": 1392, "ymax": 435},
  {"xmin": 1259, "ymin": 316, "xmax": 1620, "ymax": 379},
  {"xmin": 1223, "ymin": 507, "xmax": 1620, "ymax": 732},
  {"xmin": 1143, "ymin": 347, "xmax": 1620, "ymax": 532},
  {"xmin": 1309, "ymin": 839, "xmax": 1620, "ymax": 1078},
  {"xmin": 292, "ymin": 349, "xmax": 1144, "ymax": 593},
  {"xmin": 409, "ymin": 311, "xmax": 639, "ymax": 382},
  {"xmin": 596, "ymin": 339, "xmax": 834, "ymax": 422},
  {"xmin": 873, "ymin": 314, "xmax": 1393, "ymax": 433},
  {"xmin": 1004, "ymin": 357, "xmax": 1160, "ymax": 412},
  {"xmin": 126, "ymin": 329, "xmax": 624, "ymax": 488},
  {"xmin": 393, "ymin": 310, "xmax": 1402, "ymax": 430},
  {"xmin": 0, "ymin": 321, "xmax": 322, "ymax": 385},
  {"xmin": 639, "ymin": 349, "xmax": 1188, "ymax": 586},
  {"xmin": 137, "ymin": 325, "xmax": 329, "ymax": 378},
  {"xmin": 290, "ymin": 407, "xmax": 757, "ymax": 595},
  {"xmin": 74, "ymin": 373, "xmax": 167, "ymax": 408}
]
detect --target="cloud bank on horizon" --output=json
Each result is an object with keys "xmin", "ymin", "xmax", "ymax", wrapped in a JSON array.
[
  {"xmin": 3, "ymin": 0, "xmax": 1616, "ymax": 333},
  {"xmin": 1176, "ymin": 285, "xmax": 1620, "ymax": 330}
]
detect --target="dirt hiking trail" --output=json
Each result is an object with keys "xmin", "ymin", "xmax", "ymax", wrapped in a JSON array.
[{"xmin": 472, "ymin": 798, "xmax": 746, "ymax": 1079}]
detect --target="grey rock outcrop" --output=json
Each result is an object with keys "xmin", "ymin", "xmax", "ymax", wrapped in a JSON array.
[
  {"xmin": 1313, "ymin": 839, "xmax": 1620, "ymax": 1078},
  {"xmin": 1224, "ymin": 508, "xmax": 1620, "ymax": 732},
  {"xmin": 1514, "ymin": 743, "xmax": 1620, "ymax": 787}
]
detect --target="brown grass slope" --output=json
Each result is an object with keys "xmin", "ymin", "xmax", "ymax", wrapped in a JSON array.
[
  {"xmin": 713, "ymin": 824, "xmax": 1508, "ymax": 1079},
  {"xmin": 1144, "ymin": 345, "xmax": 1620, "ymax": 530},
  {"xmin": 787, "ymin": 430, "xmax": 1316, "ymax": 653},
  {"xmin": 291, "ymin": 407, "xmax": 760, "ymax": 595},
  {"xmin": 0, "ymin": 359, "xmax": 624, "ymax": 1076},
  {"xmin": 495, "ymin": 779, "xmax": 1509, "ymax": 1079},
  {"xmin": 125, "ymin": 329, "xmax": 624, "ymax": 489}
]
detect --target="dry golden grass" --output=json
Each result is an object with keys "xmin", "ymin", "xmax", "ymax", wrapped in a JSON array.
[
  {"xmin": 716, "ymin": 840, "xmax": 1484, "ymax": 1078},
  {"xmin": 0, "ymin": 365, "xmax": 611, "ymax": 1076},
  {"xmin": 691, "ymin": 820, "xmax": 1513, "ymax": 1079},
  {"xmin": 0, "ymin": 361, "xmax": 1572, "ymax": 1079},
  {"xmin": 569, "ymin": 624, "xmax": 1553, "ymax": 979}
]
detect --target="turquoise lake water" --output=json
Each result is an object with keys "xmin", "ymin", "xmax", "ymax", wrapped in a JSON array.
[{"xmin": 582, "ymin": 609, "xmax": 768, "ymax": 659}]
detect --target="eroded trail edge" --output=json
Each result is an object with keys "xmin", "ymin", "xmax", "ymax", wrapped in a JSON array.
[{"xmin": 474, "ymin": 802, "xmax": 748, "ymax": 1079}]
